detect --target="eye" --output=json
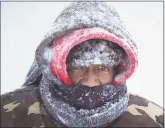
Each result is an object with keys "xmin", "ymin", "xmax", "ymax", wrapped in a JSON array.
[
  {"xmin": 97, "ymin": 65, "xmax": 110, "ymax": 71},
  {"xmin": 75, "ymin": 66, "xmax": 86, "ymax": 70}
]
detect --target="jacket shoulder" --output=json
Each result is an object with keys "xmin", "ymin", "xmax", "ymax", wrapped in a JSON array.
[
  {"xmin": 112, "ymin": 93, "xmax": 164, "ymax": 127},
  {"xmin": 1, "ymin": 86, "xmax": 47, "ymax": 127}
]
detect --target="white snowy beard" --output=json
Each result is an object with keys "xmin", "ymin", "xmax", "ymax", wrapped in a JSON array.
[{"xmin": 40, "ymin": 75, "xmax": 129, "ymax": 127}]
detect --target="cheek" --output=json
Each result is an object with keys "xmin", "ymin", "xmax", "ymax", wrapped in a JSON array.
[
  {"xmin": 68, "ymin": 70, "xmax": 82, "ymax": 84},
  {"xmin": 97, "ymin": 72, "xmax": 114, "ymax": 84}
]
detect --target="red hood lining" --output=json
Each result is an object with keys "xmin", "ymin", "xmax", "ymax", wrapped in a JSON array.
[{"xmin": 50, "ymin": 28, "xmax": 136, "ymax": 85}]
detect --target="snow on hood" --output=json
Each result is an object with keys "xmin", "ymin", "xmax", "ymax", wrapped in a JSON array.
[{"xmin": 24, "ymin": 1, "xmax": 138, "ymax": 86}]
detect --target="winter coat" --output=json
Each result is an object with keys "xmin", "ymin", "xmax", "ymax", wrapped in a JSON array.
[{"xmin": 1, "ymin": 85, "xmax": 164, "ymax": 127}]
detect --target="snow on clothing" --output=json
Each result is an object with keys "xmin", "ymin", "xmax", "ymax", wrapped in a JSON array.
[
  {"xmin": 24, "ymin": 1, "xmax": 138, "ymax": 87},
  {"xmin": 1, "ymin": 1, "xmax": 164, "ymax": 127},
  {"xmin": 66, "ymin": 39, "xmax": 127, "ymax": 73},
  {"xmin": 1, "ymin": 86, "xmax": 164, "ymax": 127}
]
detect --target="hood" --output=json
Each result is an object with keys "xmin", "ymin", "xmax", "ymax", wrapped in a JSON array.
[{"xmin": 23, "ymin": 1, "xmax": 138, "ymax": 87}]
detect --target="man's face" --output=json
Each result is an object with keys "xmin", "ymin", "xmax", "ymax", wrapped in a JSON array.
[{"xmin": 68, "ymin": 64, "xmax": 114, "ymax": 87}]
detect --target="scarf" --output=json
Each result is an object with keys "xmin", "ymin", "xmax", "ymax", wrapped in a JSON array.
[{"xmin": 40, "ymin": 74, "xmax": 129, "ymax": 127}]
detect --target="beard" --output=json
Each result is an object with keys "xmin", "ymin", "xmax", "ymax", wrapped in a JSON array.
[{"xmin": 50, "ymin": 82, "xmax": 125, "ymax": 110}]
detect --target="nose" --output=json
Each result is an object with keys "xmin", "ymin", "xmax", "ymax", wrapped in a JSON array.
[{"xmin": 80, "ymin": 68, "xmax": 101, "ymax": 87}]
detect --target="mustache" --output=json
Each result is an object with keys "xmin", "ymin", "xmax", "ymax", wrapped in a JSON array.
[{"xmin": 50, "ymin": 83, "xmax": 126, "ymax": 109}]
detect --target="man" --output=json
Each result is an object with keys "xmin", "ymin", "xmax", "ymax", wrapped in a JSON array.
[{"xmin": 1, "ymin": 1, "xmax": 164, "ymax": 127}]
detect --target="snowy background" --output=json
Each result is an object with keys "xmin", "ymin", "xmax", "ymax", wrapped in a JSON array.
[{"xmin": 1, "ymin": 2, "xmax": 163, "ymax": 107}]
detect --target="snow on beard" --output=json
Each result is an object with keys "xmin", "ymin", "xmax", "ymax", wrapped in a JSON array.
[{"xmin": 51, "ymin": 39, "xmax": 126, "ymax": 109}]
